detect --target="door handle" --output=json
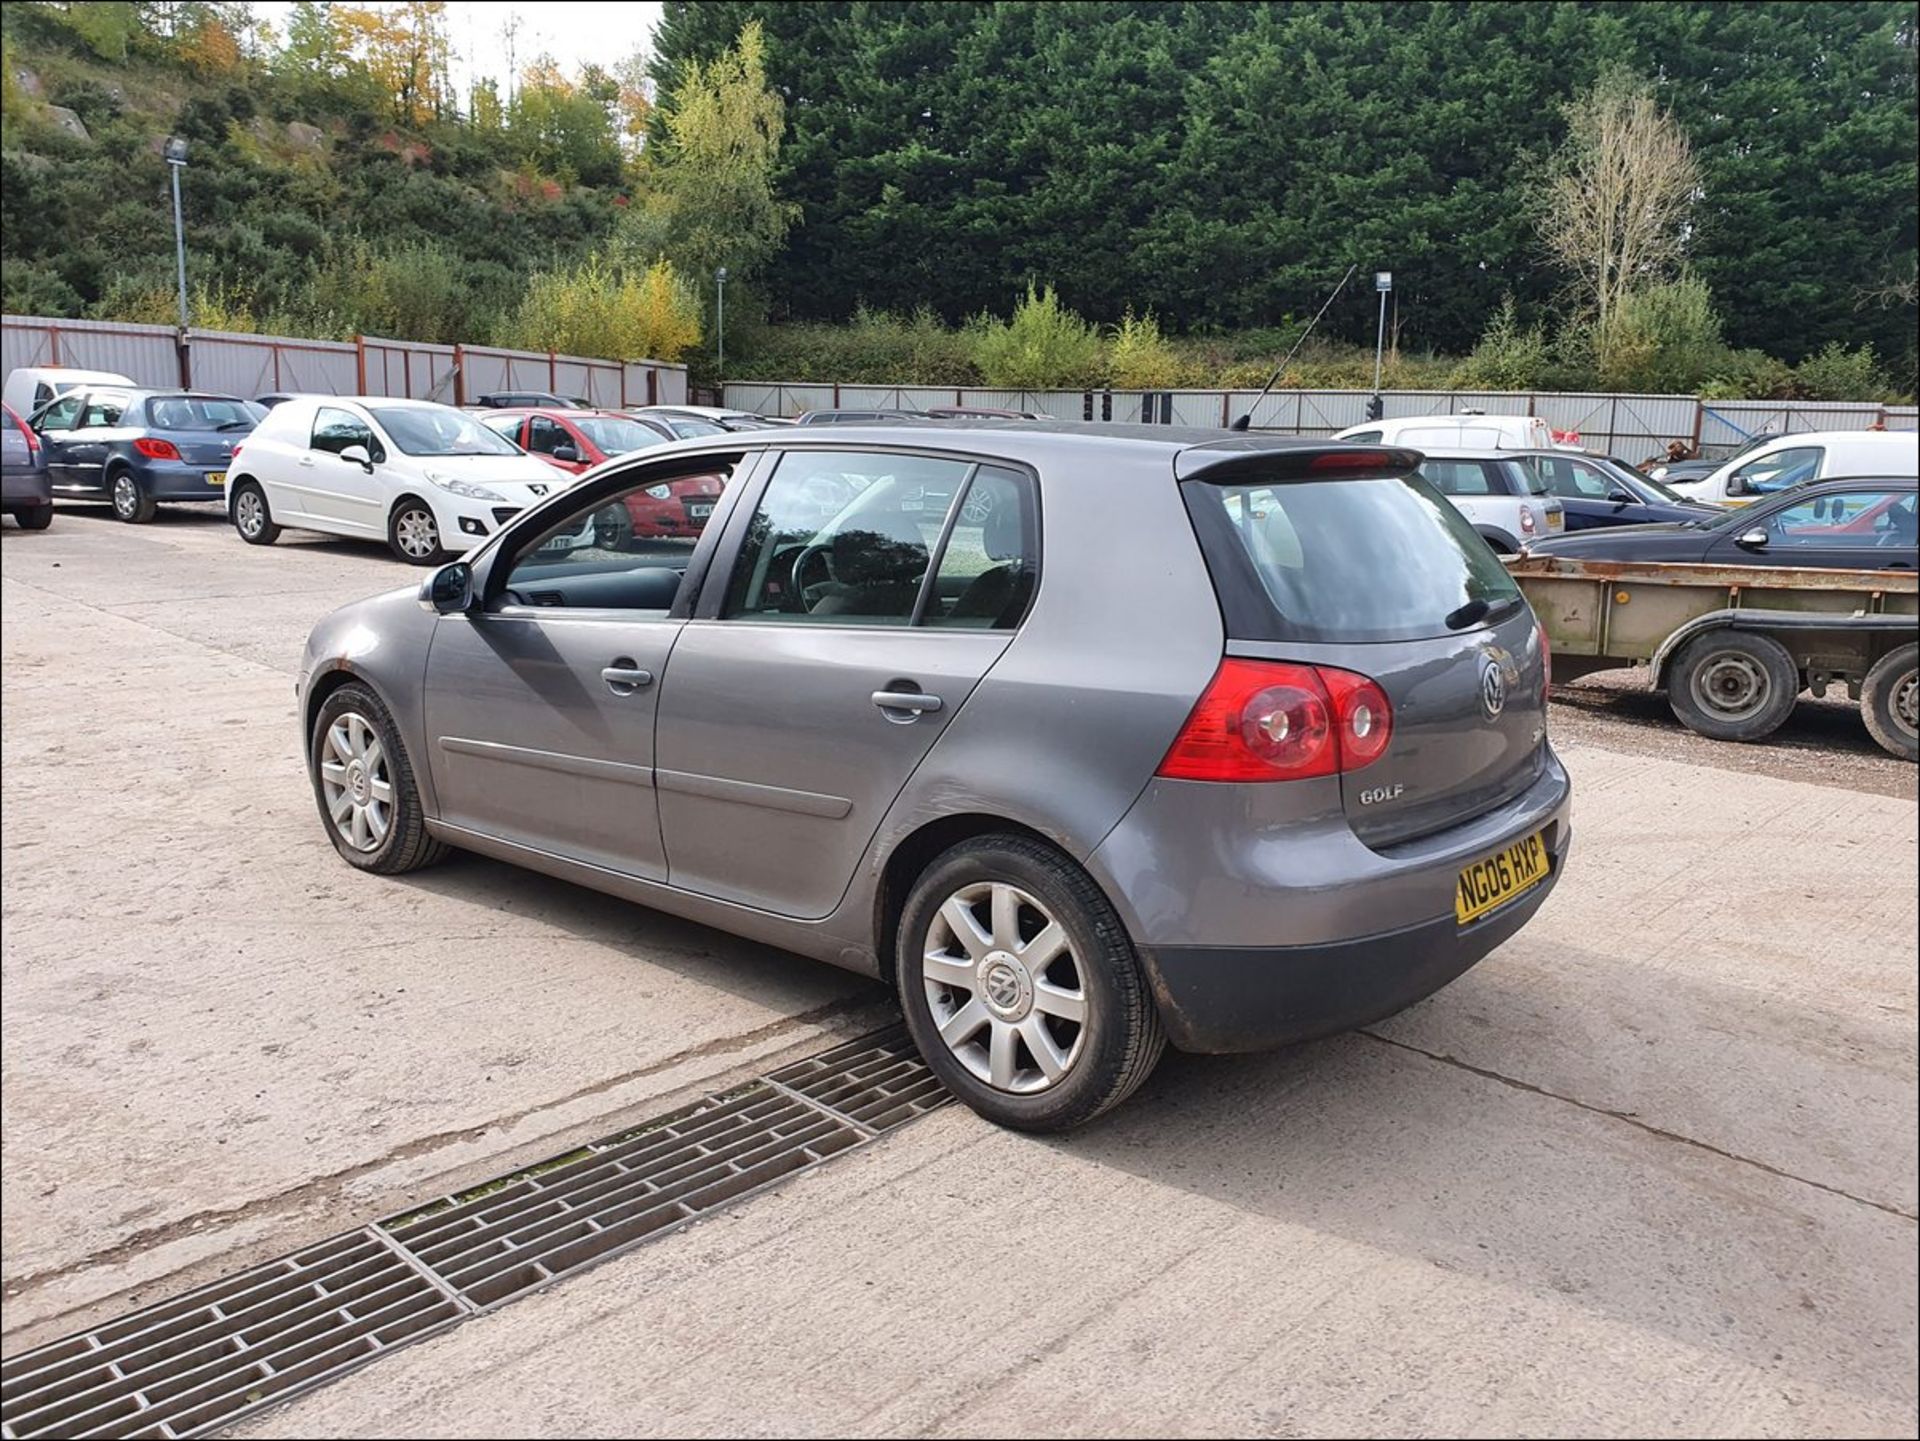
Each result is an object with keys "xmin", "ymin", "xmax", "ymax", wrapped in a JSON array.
[
  {"xmin": 872, "ymin": 690, "xmax": 943, "ymax": 717},
  {"xmin": 602, "ymin": 661, "xmax": 653, "ymax": 695},
  {"xmin": 298, "ymin": 455, "xmax": 315, "ymax": 467}
]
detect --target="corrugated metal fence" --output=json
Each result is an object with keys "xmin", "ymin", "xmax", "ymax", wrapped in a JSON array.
[
  {"xmin": 1, "ymin": 315, "xmax": 688, "ymax": 409},
  {"xmin": 723, "ymin": 382, "xmax": 1917, "ymax": 457}
]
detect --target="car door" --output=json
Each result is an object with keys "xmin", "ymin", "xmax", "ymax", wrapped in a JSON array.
[
  {"xmin": 63, "ymin": 390, "xmax": 135, "ymax": 493},
  {"xmin": 526, "ymin": 415, "xmax": 589, "ymax": 474},
  {"xmin": 305, "ymin": 405, "xmax": 389, "ymax": 532},
  {"xmin": 653, "ymin": 448, "xmax": 1039, "ymax": 919},
  {"xmin": 420, "ymin": 461, "xmax": 750, "ymax": 878},
  {"xmin": 1711, "ymin": 488, "xmax": 1918, "ymax": 571},
  {"xmin": 31, "ymin": 393, "xmax": 86, "ymax": 489}
]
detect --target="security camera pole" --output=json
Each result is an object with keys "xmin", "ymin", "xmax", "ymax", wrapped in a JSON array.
[
  {"xmin": 1368, "ymin": 270, "xmax": 1392, "ymax": 422},
  {"xmin": 165, "ymin": 137, "xmax": 190, "ymax": 332}
]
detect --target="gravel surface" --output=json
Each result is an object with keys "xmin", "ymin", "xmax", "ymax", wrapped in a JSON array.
[{"xmin": 1550, "ymin": 666, "xmax": 1917, "ymax": 801}]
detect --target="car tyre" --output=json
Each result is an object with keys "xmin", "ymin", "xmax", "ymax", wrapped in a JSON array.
[
  {"xmin": 1861, "ymin": 643, "xmax": 1918, "ymax": 762},
  {"xmin": 388, "ymin": 497, "xmax": 446, "ymax": 565},
  {"xmin": 13, "ymin": 504, "xmax": 52, "ymax": 531},
  {"xmin": 897, "ymin": 835, "xmax": 1165, "ymax": 1132},
  {"xmin": 309, "ymin": 681, "xmax": 450, "ymax": 874},
  {"xmin": 1475, "ymin": 527, "xmax": 1519, "ymax": 556},
  {"xmin": 1667, "ymin": 630, "xmax": 1799, "ymax": 742},
  {"xmin": 231, "ymin": 480, "xmax": 280, "ymax": 544},
  {"xmin": 109, "ymin": 468, "xmax": 158, "ymax": 524}
]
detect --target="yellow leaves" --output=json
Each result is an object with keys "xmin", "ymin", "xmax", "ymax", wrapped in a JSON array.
[
  {"xmin": 500, "ymin": 254, "xmax": 703, "ymax": 363},
  {"xmin": 334, "ymin": 2, "xmax": 450, "ymax": 126},
  {"xmin": 181, "ymin": 17, "xmax": 241, "ymax": 76},
  {"xmin": 1108, "ymin": 308, "xmax": 1180, "ymax": 389}
]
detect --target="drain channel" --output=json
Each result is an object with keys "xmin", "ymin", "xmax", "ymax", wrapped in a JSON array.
[{"xmin": 1, "ymin": 1024, "xmax": 949, "ymax": 1440}]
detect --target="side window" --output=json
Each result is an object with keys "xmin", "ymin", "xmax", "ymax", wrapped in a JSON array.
[
  {"xmin": 1568, "ymin": 460, "xmax": 1619, "ymax": 498},
  {"xmin": 721, "ymin": 451, "xmax": 974, "ymax": 626},
  {"xmin": 527, "ymin": 417, "xmax": 566, "ymax": 455},
  {"xmin": 81, "ymin": 391, "xmax": 130, "ymax": 427},
  {"xmin": 922, "ymin": 466, "xmax": 1038, "ymax": 629},
  {"xmin": 1417, "ymin": 460, "xmax": 1494, "ymax": 496},
  {"xmin": 501, "ymin": 466, "xmax": 736, "ymax": 608},
  {"xmin": 1732, "ymin": 445, "xmax": 1821, "ymax": 495},
  {"xmin": 35, "ymin": 395, "xmax": 83, "ymax": 432},
  {"xmin": 1765, "ymin": 490, "xmax": 1914, "ymax": 546},
  {"xmin": 1343, "ymin": 430, "xmax": 1383, "ymax": 444},
  {"xmin": 311, "ymin": 407, "xmax": 382, "ymax": 461}
]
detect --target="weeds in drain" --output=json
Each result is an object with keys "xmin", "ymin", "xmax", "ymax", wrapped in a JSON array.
[{"xmin": 386, "ymin": 1147, "xmax": 598, "ymax": 1230}]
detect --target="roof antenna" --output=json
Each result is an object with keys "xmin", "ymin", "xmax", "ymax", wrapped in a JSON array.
[{"xmin": 1229, "ymin": 262, "xmax": 1359, "ymax": 432}]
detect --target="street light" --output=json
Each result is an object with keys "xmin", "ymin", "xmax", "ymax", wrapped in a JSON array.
[
  {"xmin": 1368, "ymin": 270, "xmax": 1393, "ymax": 422},
  {"xmin": 164, "ymin": 136, "xmax": 190, "ymax": 332},
  {"xmin": 714, "ymin": 266, "xmax": 728, "ymax": 378}
]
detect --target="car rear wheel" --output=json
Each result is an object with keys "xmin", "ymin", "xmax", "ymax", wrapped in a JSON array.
[
  {"xmin": 388, "ymin": 498, "xmax": 445, "ymax": 565},
  {"xmin": 13, "ymin": 504, "xmax": 52, "ymax": 531},
  {"xmin": 1668, "ymin": 631, "xmax": 1799, "ymax": 741},
  {"xmin": 1861, "ymin": 644, "xmax": 1918, "ymax": 761},
  {"xmin": 231, "ymin": 481, "xmax": 280, "ymax": 544},
  {"xmin": 309, "ymin": 682, "xmax": 449, "ymax": 874},
  {"xmin": 110, "ymin": 469, "xmax": 157, "ymax": 524},
  {"xmin": 897, "ymin": 835, "xmax": 1164, "ymax": 1132}
]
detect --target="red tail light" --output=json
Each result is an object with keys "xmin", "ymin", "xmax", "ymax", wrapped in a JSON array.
[
  {"xmin": 229, "ymin": 442, "xmax": 244, "ymax": 460},
  {"xmin": 1519, "ymin": 506, "xmax": 1537, "ymax": 535},
  {"xmin": 133, "ymin": 437, "xmax": 181, "ymax": 460},
  {"xmin": 1157, "ymin": 659, "xmax": 1393, "ymax": 782}
]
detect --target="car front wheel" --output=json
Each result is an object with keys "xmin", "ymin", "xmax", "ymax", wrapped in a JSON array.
[
  {"xmin": 897, "ymin": 835, "xmax": 1165, "ymax": 1132},
  {"xmin": 388, "ymin": 498, "xmax": 446, "ymax": 565},
  {"xmin": 309, "ymin": 682, "xmax": 449, "ymax": 874}
]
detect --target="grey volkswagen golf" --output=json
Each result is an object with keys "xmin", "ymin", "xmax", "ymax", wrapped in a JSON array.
[{"xmin": 297, "ymin": 424, "xmax": 1570, "ymax": 1130}]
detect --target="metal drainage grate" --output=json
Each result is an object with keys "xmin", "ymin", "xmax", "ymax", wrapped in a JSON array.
[
  {"xmin": 0, "ymin": 1230, "xmax": 464, "ymax": 1441},
  {"xmin": 1, "ymin": 1024, "xmax": 949, "ymax": 1439}
]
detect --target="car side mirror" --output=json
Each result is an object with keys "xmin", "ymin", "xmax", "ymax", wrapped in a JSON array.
[
  {"xmin": 1734, "ymin": 528, "xmax": 1769, "ymax": 551},
  {"xmin": 552, "ymin": 443, "xmax": 581, "ymax": 463},
  {"xmin": 419, "ymin": 561, "xmax": 473, "ymax": 614},
  {"xmin": 1726, "ymin": 474, "xmax": 1750, "ymax": 497},
  {"xmin": 339, "ymin": 444, "xmax": 374, "ymax": 473},
  {"xmin": 1607, "ymin": 487, "xmax": 1636, "ymax": 505}
]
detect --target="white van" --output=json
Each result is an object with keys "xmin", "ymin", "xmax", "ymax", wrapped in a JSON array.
[
  {"xmin": 1666, "ymin": 430, "xmax": 1920, "ymax": 506},
  {"xmin": 3, "ymin": 367, "xmax": 136, "ymax": 421},
  {"xmin": 1335, "ymin": 413, "xmax": 1560, "ymax": 452}
]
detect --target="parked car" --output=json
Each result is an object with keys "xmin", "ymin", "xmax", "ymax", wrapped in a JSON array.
[
  {"xmin": 296, "ymin": 424, "xmax": 1568, "ymax": 1131},
  {"xmin": 28, "ymin": 387, "xmax": 262, "ymax": 522},
  {"xmin": 253, "ymin": 393, "xmax": 306, "ymax": 410},
  {"xmin": 622, "ymin": 407, "xmax": 732, "ymax": 441},
  {"xmin": 636, "ymin": 405, "xmax": 792, "ymax": 432},
  {"xmin": 2, "ymin": 403, "xmax": 53, "ymax": 530},
  {"xmin": 475, "ymin": 390, "xmax": 583, "ymax": 410},
  {"xmin": 923, "ymin": 405, "xmax": 1043, "ymax": 420},
  {"xmin": 1527, "ymin": 477, "xmax": 1917, "ymax": 571},
  {"xmin": 226, "ymin": 397, "xmax": 592, "ymax": 564},
  {"xmin": 3, "ymin": 366, "xmax": 134, "ymax": 421},
  {"xmin": 1664, "ymin": 431, "xmax": 1920, "ymax": 506},
  {"xmin": 1404, "ymin": 447, "xmax": 1565, "ymax": 553},
  {"xmin": 480, "ymin": 406, "xmax": 714, "ymax": 549},
  {"xmin": 1336, "ymin": 413, "xmax": 1558, "ymax": 451},
  {"xmin": 795, "ymin": 408, "xmax": 925, "ymax": 426},
  {"xmin": 1517, "ymin": 449, "xmax": 1724, "ymax": 530},
  {"xmin": 1646, "ymin": 432, "xmax": 1784, "ymax": 485}
]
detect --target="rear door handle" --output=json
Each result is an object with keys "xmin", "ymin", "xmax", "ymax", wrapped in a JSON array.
[
  {"xmin": 872, "ymin": 690, "xmax": 943, "ymax": 716},
  {"xmin": 602, "ymin": 662, "xmax": 654, "ymax": 695}
]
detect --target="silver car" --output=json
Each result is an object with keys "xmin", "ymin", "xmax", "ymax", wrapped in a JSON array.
[
  {"xmin": 1407, "ymin": 445, "xmax": 1566, "ymax": 553},
  {"xmin": 298, "ymin": 425, "xmax": 1571, "ymax": 1130}
]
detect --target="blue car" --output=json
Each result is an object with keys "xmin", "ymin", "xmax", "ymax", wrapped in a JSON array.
[
  {"xmin": 1519, "ymin": 449, "xmax": 1724, "ymax": 530},
  {"xmin": 29, "ymin": 387, "xmax": 263, "ymax": 522}
]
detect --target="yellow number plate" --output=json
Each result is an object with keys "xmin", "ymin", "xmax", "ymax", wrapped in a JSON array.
[
  {"xmin": 205, "ymin": 471, "xmax": 227, "ymax": 486},
  {"xmin": 1455, "ymin": 831, "xmax": 1549, "ymax": 924},
  {"xmin": 1546, "ymin": 511, "xmax": 1564, "ymax": 531}
]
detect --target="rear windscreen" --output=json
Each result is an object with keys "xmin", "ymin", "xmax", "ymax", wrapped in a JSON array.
[{"xmin": 1183, "ymin": 474, "xmax": 1521, "ymax": 643}]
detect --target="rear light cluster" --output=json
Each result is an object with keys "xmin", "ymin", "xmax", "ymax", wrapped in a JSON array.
[
  {"xmin": 133, "ymin": 437, "xmax": 181, "ymax": 461},
  {"xmin": 1519, "ymin": 507, "xmax": 1537, "ymax": 535},
  {"xmin": 1158, "ymin": 659, "xmax": 1393, "ymax": 783}
]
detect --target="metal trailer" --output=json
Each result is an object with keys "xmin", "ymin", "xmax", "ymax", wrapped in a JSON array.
[{"xmin": 1506, "ymin": 555, "xmax": 1920, "ymax": 759}]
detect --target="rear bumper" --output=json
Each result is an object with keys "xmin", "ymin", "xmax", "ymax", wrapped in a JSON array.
[
  {"xmin": 2, "ymin": 468, "xmax": 52, "ymax": 506},
  {"xmin": 1139, "ymin": 831, "xmax": 1566, "ymax": 1053},
  {"xmin": 139, "ymin": 461, "xmax": 232, "ymax": 501}
]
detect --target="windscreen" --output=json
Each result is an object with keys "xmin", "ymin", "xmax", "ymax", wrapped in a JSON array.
[
  {"xmin": 1184, "ymin": 473, "xmax": 1521, "ymax": 643},
  {"xmin": 370, "ymin": 405, "xmax": 520, "ymax": 457}
]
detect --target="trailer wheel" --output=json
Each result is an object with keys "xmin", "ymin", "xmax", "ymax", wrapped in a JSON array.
[
  {"xmin": 1861, "ymin": 644, "xmax": 1918, "ymax": 762},
  {"xmin": 1667, "ymin": 631, "xmax": 1799, "ymax": 742}
]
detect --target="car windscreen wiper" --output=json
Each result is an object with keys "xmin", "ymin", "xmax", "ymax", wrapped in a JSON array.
[{"xmin": 1444, "ymin": 594, "xmax": 1523, "ymax": 630}]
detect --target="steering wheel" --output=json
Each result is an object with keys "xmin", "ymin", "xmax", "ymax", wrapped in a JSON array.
[{"xmin": 790, "ymin": 539, "xmax": 838, "ymax": 608}]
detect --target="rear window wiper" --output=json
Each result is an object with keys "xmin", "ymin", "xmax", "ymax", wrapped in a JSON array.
[{"xmin": 1445, "ymin": 594, "xmax": 1524, "ymax": 630}]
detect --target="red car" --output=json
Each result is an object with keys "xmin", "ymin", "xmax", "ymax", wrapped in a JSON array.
[{"xmin": 478, "ymin": 407, "xmax": 726, "ymax": 542}]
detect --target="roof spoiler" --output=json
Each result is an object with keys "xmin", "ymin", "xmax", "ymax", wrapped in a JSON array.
[{"xmin": 1175, "ymin": 441, "xmax": 1423, "ymax": 484}]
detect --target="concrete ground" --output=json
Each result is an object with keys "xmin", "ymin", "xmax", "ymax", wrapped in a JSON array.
[{"xmin": 2, "ymin": 504, "xmax": 1915, "ymax": 1437}]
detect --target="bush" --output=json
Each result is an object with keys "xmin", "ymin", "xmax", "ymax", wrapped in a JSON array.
[
  {"xmin": 1108, "ymin": 308, "xmax": 1180, "ymax": 388},
  {"xmin": 1792, "ymin": 342, "xmax": 1894, "ymax": 402},
  {"xmin": 499, "ymin": 253, "xmax": 703, "ymax": 362},
  {"xmin": 1593, "ymin": 276, "xmax": 1727, "ymax": 392},
  {"xmin": 1448, "ymin": 296, "xmax": 1548, "ymax": 390},
  {"xmin": 968, "ymin": 284, "xmax": 1104, "ymax": 389},
  {"xmin": 1699, "ymin": 349, "xmax": 1798, "ymax": 401}
]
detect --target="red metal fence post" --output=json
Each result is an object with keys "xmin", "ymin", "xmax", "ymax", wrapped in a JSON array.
[
  {"xmin": 453, "ymin": 344, "xmax": 465, "ymax": 407},
  {"xmin": 355, "ymin": 335, "xmax": 367, "ymax": 393}
]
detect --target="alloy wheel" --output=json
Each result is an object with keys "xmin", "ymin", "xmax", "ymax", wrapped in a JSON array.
[
  {"xmin": 922, "ymin": 881, "xmax": 1086, "ymax": 1094},
  {"xmin": 319, "ymin": 712, "xmax": 393, "ymax": 853},
  {"xmin": 236, "ymin": 489, "xmax": 265, "ymax": 537},
  {"xmin": 395, "ymin": 507, "xmax": 439, "ymax": 559},
  {"xmin": 112, "ymin": 475, "xmax": 139, "ymax": 518}
]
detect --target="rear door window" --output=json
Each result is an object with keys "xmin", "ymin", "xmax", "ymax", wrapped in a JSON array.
[
  {"xmin": 1415, "ymin": 459, "xmax": 1497, "ymax": 495},
  {"xmin": 1183, "ymin": 472, "xmax": 1521, "ymax": 643}
]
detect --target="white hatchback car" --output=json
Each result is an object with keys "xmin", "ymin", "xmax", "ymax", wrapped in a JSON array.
[
  {"xmin": 1664, "ymin": 430, "xmax": 1920, "ymax": 506},
  {"xmin": 227, "ymin": 397, "xmax": 590, "ymax": 563}
]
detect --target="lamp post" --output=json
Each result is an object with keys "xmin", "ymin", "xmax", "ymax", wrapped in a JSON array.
[
  {"xmin": 714, "ymin": 266, "xmax": 728, "ymax": 379},
  {"xmin": 164, "ymin": 136, "xmax": 190, "ymax": 332},
  {"xmin": 1369, "ymin": 270, "xmax": 1392, "ymax": 422}
]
